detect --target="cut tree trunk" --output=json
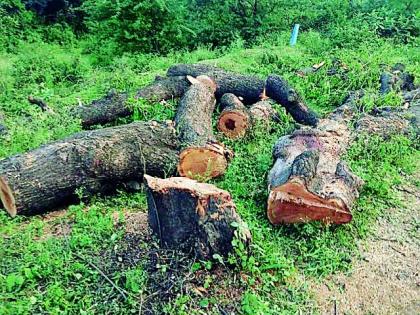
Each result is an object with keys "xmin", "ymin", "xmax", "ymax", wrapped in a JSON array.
[
  {"xmin": 267, "ymin": 117, "xmax": 363, "ymax": 225},
  {"xmin": 135, "ymin": 75, "xmax": 189, "ymax": 102},
  {"xmin": 267, "ymin": 90, "xmax": 418, "ymax": 225},
  {"xmin": 265, "ymin": 74, "xmax": 319, "ymax": 126},
  {"xmin": 217, "ymin": 93, "xmax": 278, "ymax": 138},
  {"xmin": 0, "ymin": 121, "xmax": 180, "ymax": 217},
  {"xmin": 175, "ymin": 76, "xmax": 230, "ymax": 179},
  {"xmin": 145, "ymin": 175, "xmax": 251, "ymax": 259},
  {"xmin": 167, "ymin": 64, "xmax": 265, "ymax": 104},
  {"xmin": 74, "ymin": 77, "xmax": 190, "ymax": 128},
  {"xmin": 72, "ymin": 89, "xmax": 130, "ymax": 128}
]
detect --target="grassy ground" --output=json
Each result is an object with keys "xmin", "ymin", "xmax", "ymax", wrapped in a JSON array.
[{"xmin": 0, "ymin": 30, "xmax": 419, "ymax": 314}]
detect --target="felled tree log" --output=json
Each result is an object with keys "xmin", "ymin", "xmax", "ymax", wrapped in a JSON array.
[
  {"xmin": 217, "ymin": 93, "xmax": 278, "ymax": 138},
  {"xmin": 74, "ymin": 77, "xmax": 190, "ymax": 128},
  {"xmin": 135, "ymin": 75, "xmax": 189, "ymax": 101},
  {"xmin": 265, "ymin": 75, "xmax": 319, "ymax": 126},
  {"xmin": 0, "ymin": 121, "xmax": 179, "ymax": 217},
  {"xmin": 267, "ymin": 91, "xmax": 419, "ymax": 225},
  {"xmin": 175, "ymin": 76, "xmax": 230, "ymax": 179},
  {"xmin": 267, "ymin": 116, "xmax": 363, "ymax": 225},
  {"xmin": 167, "ymin": 64, "xmax": 265, "ymax": 104},
  {"xmin": 72, "ymin": 89, "xmax": 129, "ymax": 128},
  {"xmin": 145, "ymin": 175, "xmax": 251, "ymax": 259}
]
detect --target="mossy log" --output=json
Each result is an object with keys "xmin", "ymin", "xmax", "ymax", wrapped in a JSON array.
[
  {"xmin": 217, "ymin": 93, "xmax": 278, "ymax": 138},
  {"xmin": 0, "ymin": 121, "xmax": 180, "ymax": 217},
  {"xmin": 266, "ymin": 75, "xmax": 319, "ymax": 126},
  {"xmin": 145, "ymin": 175, "xmax": 251, "ymax": 259},
  {"xmin": 167, "ymin": 64, "xmax": 265, "ymax": 104},
  {"xmin": 175, "ymin": 76, "xmax": 230, "ymax": 179}
]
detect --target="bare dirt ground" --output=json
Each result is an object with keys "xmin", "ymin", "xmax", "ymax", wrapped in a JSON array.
[{"xmin": 312, "ymin": 176, "xmax": 420, "ymax": 315}]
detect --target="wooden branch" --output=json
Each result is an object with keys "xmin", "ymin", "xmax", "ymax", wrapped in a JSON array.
[
  {"xmin": 145, "ymin": 175, "xmax": 251, "ymax": 259},
  {"xmin": 265, "ymin": 75, "xmax": 319, "ymax": 126},
  {"xmin": 28, "ymin": 96, "xmax": 52, "ymax": 112}
]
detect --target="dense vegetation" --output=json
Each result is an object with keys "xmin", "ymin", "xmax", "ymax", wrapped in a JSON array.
[{"xmin": 0, "ymin": 0, "xmax": 419, "ymax": 314}]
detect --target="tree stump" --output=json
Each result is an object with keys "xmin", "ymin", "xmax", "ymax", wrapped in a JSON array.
[{"xmin": 145, "ymin": 175, "xmax": 251, "ymax": 259}]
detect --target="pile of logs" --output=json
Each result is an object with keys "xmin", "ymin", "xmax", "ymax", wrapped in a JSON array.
[{"xmin": 1, "ymin": 62, "xmax": 418, "ymax": 258}]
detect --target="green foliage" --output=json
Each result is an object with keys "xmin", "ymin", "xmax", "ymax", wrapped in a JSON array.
[{"xmin": 81, "ymin": 0, "xmax": 191, "ymax": 54}]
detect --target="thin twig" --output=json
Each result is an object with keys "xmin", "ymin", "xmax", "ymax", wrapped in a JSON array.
[{"xmin": 74, "ymin": 252, "xmax": 128, "ymax": 300}]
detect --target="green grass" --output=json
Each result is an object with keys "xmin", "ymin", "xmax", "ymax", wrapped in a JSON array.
[{"xmin": 0, "ymin": 28, "xmax": 419, "ymax": 314}]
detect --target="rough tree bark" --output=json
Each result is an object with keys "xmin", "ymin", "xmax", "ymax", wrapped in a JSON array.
[
  {"xmin": 0, "ymin": 121, "xmax": 180, "ymax": 217},
  {"xmin": 74, "ymin": 77, "xmax": 190, "ymax": 128},
  {"xmin": 167, "ymin": 64, "xmax": 265, "ymax": 104},
  {"xmin": 217, "ymin": 93, "xmax": 278, "ymax": 138},
  {"xmin": 265, "ymin": 75, "xmax": 319, "ymax": 126},
  {"xmin": 145, "ymin": 175, "xmax": 251, "ymax": 259},
  {"xmin": 175, "ymin": 76, "xmax": 230, "ymax": 179},
  {"xmin": 72, "ymin": 89, "xmax": 130, "ymax": 128},
  {"xmin": 267, "ymin": 91, "xmax": 418, "ymax": 225},
  {"xmin": 135, "ymin": 75, "xmax": 189, "ymax": 102},
  {"xmin": 380, "ymin": 64, "xmax": 416, "ymax": 95}
]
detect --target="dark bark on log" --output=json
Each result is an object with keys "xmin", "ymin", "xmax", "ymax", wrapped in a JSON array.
[
  {"xmin": 175, "ymin": 77, "xmax": 230, "ymax": 179},
  {"xmin": 265, "ymin": 75, "xmax": 319, "ymax": 126},
  {"xmin": 380, "ymin": 64, "xmax": 416, "ymax": 95},
  {"xmin": 72, "ymin": 89, "xmax": 130, "ymax": 128},
  {"xmin": 74, "ymin": 77, "xmax": 190, "ymax": 128},
  {"xmin": 167, "ymin": 64, "xmax": 265, "ymax": 104},
  {"xmin": 0, "ymin": 113, "xmax": 6, "ymax": 135},
  {"xmin": 135, "ymin": 76, "xmax": 190, "ymax": 102},
  {"xmin": 217, "ymin": 93, "xmax": 278, "ymax": 138},
  {"xmin": 145, "ymin": 175, "xmax": 251, "ymax": 259},
  {"xmin": 0, "ymin": 121, "xmax": 180, "ymax": 217},
  {"xmin": 28, "ymin": 96, "xmax": 52, "ymax": 112}
]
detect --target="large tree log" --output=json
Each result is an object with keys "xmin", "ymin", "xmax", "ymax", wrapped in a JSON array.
[
  {"xmin": 267, "ymin": 90, "xmax": 418, "ymax": 225},
  {"xmin": 267, "ymin": 117, "xmax": 363, "ymax": 225},
  {"xmin": 167, "ymin": 64, "xmax": 265, "ymax": 104},
  {"xmin": 145, "ymin": 175, "xmax": 251, "ymax": 259},
  {"xmin": 72, "ymin": 89, "xmax": 129, "ymax": 128},
  {"xmin": 0, "ymin": 121, "xmax": 180, "ymax": 217},
  {"xmin": 265, "ymin": 75, "xmax": 319, "ymax": 126},
  {"xmin": 175, "ymin": 76, "xmax": 230, "ymax": 179},
  {"xmin": 217, "ymin": 93, "xmax": 278, "ymax": 138},
  {"xmin": 135, "ymin": 75, "xmax": 189, "ymax": 101},
  {"xmin": 74, "ymin": 77, "xmax": 190, "ymax": 128}
]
